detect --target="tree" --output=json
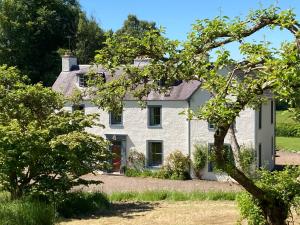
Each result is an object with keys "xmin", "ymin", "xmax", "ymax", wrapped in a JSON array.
[
  {"xmin": 92, "ymin": 6, "xmax": 300, "ymax": 225},
  {"xmin": 0, "ymin": 65, "xmax": 111, "ymax": 200},
  {"xmin": 0, "ymin": 0, "xmax": 81, "ymax": 85},
  {"xmin": 74, "ymin": 12, "xmax": 106, "ymax": 64},
  {"xmin": 116, "ymin": 14, "xmax": 158, "ymax": 38}
]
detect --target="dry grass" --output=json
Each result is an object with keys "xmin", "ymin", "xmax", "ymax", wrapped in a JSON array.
[{"xmin": 59, "ymin": 201, "xmax": 240, "ymax": 225}]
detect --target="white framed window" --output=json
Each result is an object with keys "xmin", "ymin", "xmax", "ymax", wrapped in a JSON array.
[
  {"xmin": 148, "ymin": 106, "xmax": 161, "ymax": 127},
  {"xmin": 147, "ymin": 141, "xmax": 163, "ymax": 167}
]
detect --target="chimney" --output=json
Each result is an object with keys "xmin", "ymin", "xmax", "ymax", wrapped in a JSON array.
[
  {"xmin": 62, "ymin": 54, "xmax": 78, "ymax": 72},
  {"xmin": 134, "ymin": 56, "xmax": 151, "ymax": 67}
]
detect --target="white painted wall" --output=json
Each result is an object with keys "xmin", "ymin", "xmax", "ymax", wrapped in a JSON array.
[
  {"xmin": 63, "ymin": 88, "xmax": 275, "ymax": 180},
  {"xmin": 255, "ymin": 99, "xmax": 275, "ymax": 170},
  {"xmin": 189, "ymin": 88, "xmax": 257, "ymax": 180},
  {"xmin": 65, "ymin": 100, "xmax": 190, "ymax": 166}
]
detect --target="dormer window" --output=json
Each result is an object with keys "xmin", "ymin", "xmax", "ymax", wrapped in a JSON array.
[{"xmin": 78, "ymin": 74, "xmax": 87, "ymax": 87}]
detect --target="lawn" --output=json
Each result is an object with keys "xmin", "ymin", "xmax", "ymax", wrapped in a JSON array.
[
  {"xmin": 59, "ymin": 201, "xmax": 240, "ymax": 225},
  {"xmin": 276, "ymin": 110, "xmax": 300, "ymax": 152},
  {"xmin": 276, "ymin": 137, "xmax": 300, "ymax": 153}
]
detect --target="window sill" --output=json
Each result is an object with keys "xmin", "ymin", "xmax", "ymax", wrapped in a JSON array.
[
  {"xmin": 110, "ymin": 124, "xmax": 124, "ymax": 129},
  {"xmin": 148, "ymin": 125, "xmax": 162, "ymax": 129}
]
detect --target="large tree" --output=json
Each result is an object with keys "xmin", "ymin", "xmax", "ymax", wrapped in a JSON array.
[
  {"xmin": 91, "ymin": 6, "xmax": 300, "ymax": 225},
  {"xmin": 0, "ymin": 0, "xmax": 81, "ymax": 85},
  {"xmin": 75, "ymin": 13, "xmax": 106, "ymax": 64},
  {"xmin": 116, "ymin": 14, "xmax": 158, "ymax": 38},
  {"xmin": 0, "ymin": 65, "xmax": 111, "ymax": 200}
]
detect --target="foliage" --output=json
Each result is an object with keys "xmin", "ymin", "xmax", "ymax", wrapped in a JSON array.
[
  {"xmin": 192, "ymin": 145, "xmax": 207, "ymax": 177},
  {"xmin": 0, "ymin": 66, "xmax": 111, "ymax": 200},
  {"xmin": 237, "ymin": 167, "xmax": 300, "ymax": 224},
  {"xmin": 127, "ymin": 148, "xmax": 146, "ymax": 171},
  {"xmin": 56, "ymin": 192, "xmax": 110, "ymax": 218},
  {"xmin": 109, "ymin": 190, "xmax": 238, "ymax": 202},
  {"xmin": 92, "ymin": 5, "xmax": 300, "ymax": 224},
  {"xmin": 74, "ymin": 13, "xmax": 106, "ymax": 64},
  {"xmin": 0, "ymin": 0, "xmax": 81, "ymax": 85},
  {"xmin": 237, "ymin": 192, "xmax": 266, "ymax": 225},
  {"xmin": 164, "ymin": 150, "xmax": 191, "ymax": 180},
  {"xmin": 276, "ymin": 123, "xmax": 300, "ymax": 137},
  {"xmin": 0, "ymin": 199, "xmax": 55, "ymax": 225},
  {"xmin": 238, "ymin": 148, "xmax": 256, "ymax": 177},
  {"xmin": 116, "ymin": 14, "xmax": 158, "ymax": 38}
]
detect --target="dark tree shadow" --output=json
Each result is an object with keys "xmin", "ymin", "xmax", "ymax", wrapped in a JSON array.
[{"xmin": 60, "ymin": 201, "xmax": 159, "ymax": 222}]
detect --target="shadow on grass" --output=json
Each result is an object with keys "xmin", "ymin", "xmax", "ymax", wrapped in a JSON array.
[{"xmin": 60, "ymin": 201, "xmax": 158, "ymax": 222}]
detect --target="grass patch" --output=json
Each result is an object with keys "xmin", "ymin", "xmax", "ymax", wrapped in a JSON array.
[
  {"xmin": 109, "ymin": 190, "xmax": 238, "ymax": 202},
  {"xmin": 0, "ymin": 200, "xmax": 55, "ymax": 225},
  {"xmin": 276, "ymin": 136, "xmax": 300, "ymax": 153}
]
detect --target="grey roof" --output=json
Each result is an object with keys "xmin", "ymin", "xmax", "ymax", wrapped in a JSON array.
[{"xmin": 52, "ymin": 65, "xmax": 201, "ymax": 101}]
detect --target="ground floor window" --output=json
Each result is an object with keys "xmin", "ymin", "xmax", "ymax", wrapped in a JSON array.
[
  {"xmin": 208, "ymin": 144, "xmax": 232, "ymax": 172},
  {"xmin": 147, "ymin": 141, "xmax": 163, "ymax": 167}
]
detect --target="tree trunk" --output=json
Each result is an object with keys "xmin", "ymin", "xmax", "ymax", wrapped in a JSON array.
[
  {"xmin": 213, "ymin": 126, "xmax": 288, "ymax": 225},
  {"xmin": 228, "ymin": 126, "xmax": 241, "ymax": 169}
]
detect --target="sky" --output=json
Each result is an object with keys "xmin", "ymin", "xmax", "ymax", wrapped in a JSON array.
[{"xmin": 79, "ymin": 0, "xmax": 300, "ymax": 59}]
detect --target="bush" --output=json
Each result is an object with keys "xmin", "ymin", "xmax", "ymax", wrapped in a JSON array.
[
  {"xmin": 0, "ymin": 199, "xmax": 55, "ymax": 225},
  {"xmin": 192, "ymin": 144, "xmax": 207, "ymax": 178},
  {"xmin": 238, "ymin": 148, "xmax": 256, "ymax": 177},
  {"xmin": 56, "ymin": 192, "xmax": 110, "ymax": 218},
  {"xmin": 125, "ymin": 168, "xmax": 142, "ymax": 177},
  {"xmin": 127, "ymin": 148, "xmax": 146, "ymax": 170},
  {"xmin": 276, "ymin": 123, "xmax": 300, "ymax": 137},
  {"xmin": 164, "ymin": 150, "xmax": 190, "ymax": 180},
  {"xmin": 236, "ymin": 192, "xmax": 266, "ymax": 225}
]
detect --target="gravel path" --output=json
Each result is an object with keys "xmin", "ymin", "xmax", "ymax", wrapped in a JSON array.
[
  {"xmin": 276, "ymin": 150, "xmax": 300, "ymax": 165},
  {"xmin": 76, "ymin": 150, "xmax": 299, "ymax": 194},
  {"xmin": 78, "ymin": 174, "xmax": 242, "ymax": 194}
]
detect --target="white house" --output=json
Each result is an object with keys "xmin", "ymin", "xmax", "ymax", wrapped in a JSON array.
[{"xmin": 52, "ymin": 55, "xmax": 276, "ymax": 180}]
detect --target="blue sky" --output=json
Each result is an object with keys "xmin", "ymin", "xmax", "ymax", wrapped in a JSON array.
[{"xmin": 79, "ymin": 0, "xmax": 300, "ymax": 58}]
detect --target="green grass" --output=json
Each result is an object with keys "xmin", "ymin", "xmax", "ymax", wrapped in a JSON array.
[
  {"xmin": 276, "ymin": 110, "xmax": 296, "ymax": 125},
  {"xmin": 0, "ymin": 200, "xmax": 55, "ymax": 225},
  {"xmin": 276, "ymin": 136, "xmax": 300, "ymax": 153},
  {"xmin": 109, "ymin": 190, "xmax": 239, "ymax": 202}
]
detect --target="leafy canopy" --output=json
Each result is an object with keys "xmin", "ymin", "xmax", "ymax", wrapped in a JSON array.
[{"xmin": 0, "ymin": 65, "xmax": 111, "ymax": 200}]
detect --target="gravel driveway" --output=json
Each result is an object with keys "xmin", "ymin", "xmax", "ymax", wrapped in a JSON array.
[{"xmin": 76, "ymin": 150, "xmax": 299, "ymax": 194}]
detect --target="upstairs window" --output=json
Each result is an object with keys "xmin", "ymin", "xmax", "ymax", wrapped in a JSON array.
[
  {"xmin": 110, "ymin": 111, "xmax": 122, "ymax": 126},
  {"xmin": 78, "ymin": 74, "xmax": 87, "ymax": 87},
  {"xmin": 259, "ymin": 105, "xmax": 262, "ymax": 129},
  {"xmin": 208, "ymin": 122, "xmax": 215, "ymax": 130},
  {"xmin": 148, "ymin": 106, "xmax": 161, "ymax": 127},
  {"xmin": 271, "ymin": 100, "xmax": 274, "ymax": 124}
]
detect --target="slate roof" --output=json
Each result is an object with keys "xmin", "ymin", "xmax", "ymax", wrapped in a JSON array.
[{"xmin": 52, "ymin": 65, "xmax": 201, "ymax": 101}]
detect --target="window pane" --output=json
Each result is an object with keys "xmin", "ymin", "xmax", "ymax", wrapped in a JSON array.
[
  {"xmin": 111, "ymin": 112, "xmax": 122, "ymax": 125},
  {"xmin": 79, "ymin": 74, "xmax": 87, "ymax": 87},
  {"xmin": 72, "ymin": 104, "xmax": 84, "ymax": 112},
  {"xmin": 149, "ymin": 106, "xmax": 161, "ymax": 126},
  {"xmin": 149, "ymin": 142, "xmax": 162, "ymax": 166}
]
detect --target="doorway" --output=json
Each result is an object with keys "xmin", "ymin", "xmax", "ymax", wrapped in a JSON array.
[{"xmin": 111, "ymin": 140, "xmax": 122, "ymax": 172}]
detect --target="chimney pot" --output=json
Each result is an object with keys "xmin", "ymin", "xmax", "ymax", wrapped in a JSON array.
[{"xmin": 62, "ymin": 54, "xmax": 78, "ymax": 72}]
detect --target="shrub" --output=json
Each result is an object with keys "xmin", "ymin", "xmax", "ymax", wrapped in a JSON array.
[
  {"xmin": 56, "ymin": 192, "xmax": 110, "ymax": 218},
  {"xmin": 192, "ymin": 144, "xmax": 207, "ymax": 177},
  {"xmin": 276, "ymin": 123, "xmax": 300, "ymax": 137},
  {"xmin": 236, "ymin": 192, "xmax": 266, "ymax": 225},
  {"xmin": 125, "ymin": 168, "xmax": 142, "ymax": 177},
  {"xmin": 127, "ymin": 148, "xmax": 146, "ymax": 170},
  {"xmin": 164, "ymin": 150, "xmax": 190, "ymax": 180},
  {"xmin": 0, "ymin": 200, "xmax": 55, "ymax": 225},
  {"xmin": 238, "ymin": 148, "xmax": 256, "ymax": 177}
]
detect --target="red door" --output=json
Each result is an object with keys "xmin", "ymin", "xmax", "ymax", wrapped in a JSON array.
[{"xmin": 112, "ymin": 141, "xmax": 122, "ymax": 172}]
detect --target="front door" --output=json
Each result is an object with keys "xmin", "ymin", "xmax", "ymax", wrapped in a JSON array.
[{"xmin": 111, "ymin": 141, "xmax": 122, "ymax": 172}]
